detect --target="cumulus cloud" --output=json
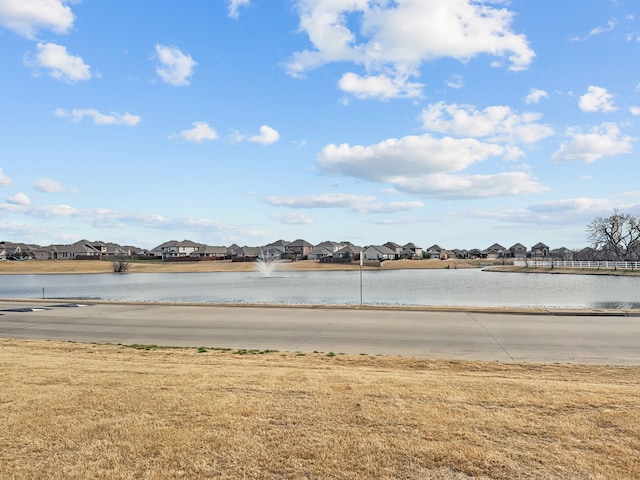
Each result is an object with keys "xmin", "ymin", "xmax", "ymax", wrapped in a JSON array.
[
  {"xmin": 155, "ymin": 44, "xmax": 197, "ymax": 86},
  {"xmin": 286, "ymin": 0, "xmax": 534, "ymax": 99},
  {"xmin": 176, "ymin": 122, "xmax": 218, "ymax": 142},
  {"xmin": 54, "ymin": 108, "xmax": 141, "ymax": 126},
  {"xmin": 34, "ymin": 178, "xmax": 76, "ymax": 193},
  {"xmin": 579, "ymin": 86, "xmax": 617, "ymax": 112},
  {"xmin": 0, "ymin": 0, "xmax": 74, "ymax": 38},
  {"xmin": 25, "ymin": 42, "xmax": 91, "ymax": 83},
  {"xmin": 228, "ymin": 0, "xmax": 250, "ymax": 19},
  {"xmin": 6, "ymin": 192, "xmax": 30, "ymax": 206},
  {"xmin": 271, "ymin": 212, "xmax": 314, "ymax": 225},
  {"xmin": 0, "ymin": 168, "xmax": 13, "ymax": 187},
  {"xmin": 525, "ymin": 88, "xmax": 548, "ymax": 104},
  {"xmin": 338, "ymin": 72, "xmax": 423, "ymax": 100},
  {"xmin": 420, "ymin": 102, "xmax": 554, "ymax": 144},
  {"xmin": 248, "ymin": 125, "xmax": 280, "ymax": 145},
  {"xmin": 316, "ymin": 134, "xmax": 546, "ymax": 199},
  {"xmin": 630, "ymin": 106, "xmax": 640, "ymax": 116},
  {"xmin": 551, "ymin": 123, "xmax": 635, "ymax": 163}
]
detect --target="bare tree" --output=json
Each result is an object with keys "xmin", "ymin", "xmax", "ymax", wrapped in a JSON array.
[
  {"xmin": 112, "ymin": 255, "xmax": 130, "ymax": 273},
  {"xmin": 587, "ymin": 210, "xmax": 640, "ymax": 260}
]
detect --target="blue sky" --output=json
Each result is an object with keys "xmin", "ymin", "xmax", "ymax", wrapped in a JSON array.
[{"xmin": 1, "ymin": 0, "xmax": 640, "ymax": 251}]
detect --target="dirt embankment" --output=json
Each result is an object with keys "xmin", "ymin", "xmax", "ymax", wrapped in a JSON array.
[{"xmin": 0, "ymin": 258, "xmax": 492, "ymax": 275}]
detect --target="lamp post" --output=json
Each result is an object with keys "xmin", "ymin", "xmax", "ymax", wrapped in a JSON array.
[{"xmin": 359, "ymin": 247, "xmax": 364, "ymax": 305}]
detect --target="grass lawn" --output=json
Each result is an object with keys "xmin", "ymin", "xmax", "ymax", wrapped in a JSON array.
[{"xmin": 1, "ymin": 339, "xmax": 639, "ymax": 479}]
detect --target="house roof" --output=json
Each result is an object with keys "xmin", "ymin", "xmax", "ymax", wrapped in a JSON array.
[
  {"xmin": 287, "ymin": 239, "xmax": 313, "ymax": 248},
  {"xmin": 335, "ymin": 244, "xmax": 362, "ymax": 255},
  {"xmin": 365, "ymin": 245, "xmax": 396, "ymax": 255}
]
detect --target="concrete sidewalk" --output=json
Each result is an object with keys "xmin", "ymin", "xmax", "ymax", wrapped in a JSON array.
[{"xmin": 1, "ymin": 300, "xmax": 639, "ymax": 365}]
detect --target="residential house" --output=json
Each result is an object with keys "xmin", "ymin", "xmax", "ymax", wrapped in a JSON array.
[
  {"xmin": 450, "ymin": 249, "xmax": 469, "ymax": 259},
  {"xmin": 468, "ymin": 248, "xmax": 482, "ymax": 259},
  {"xmin": 508, "ymin": 243, "xmax": 527, "ymax": 259},
  {"xmin": 234, "ymin": 246, "xmax": 261, "ymax": 259},
  {"xmin": 307, "ymin": 241, "xmax": 346, "ymax": 260},
  {"xmin": 574, "ymin": 247, "xmax": 598, "ymax": 261},
  {"xmin": 151, "ymin": 240, "xmax": 204, "ymax": 259},
  {"xmin": 551, "ymin": 247, "xmax": 575, "ymax": 261},
  {"xmin": 334, "ymin": 244, "xmax": 362, "ymax": 261},
  {"xmin": 383, "ymin": 242, "xmax": 403, "ymax": 259},
  {"xmin": 402, "ymin": 242, "xmax": 422, "ymax": 259},
  {"xmin": 484, "ymin": 243, "xmax": 506, "ymax": 259},
  {"xmin": 261, "ymin": 240, "xmax": 289, "ymax": 260},
  {"xmin": 362, "ymin": 245, "xmax": 396, "ymax": 262},
  {"xmin": 530, "ymin": 242, "xmax": 550, "ymax": 259},
  {"xmin": 190, "ymin": 246, "xmax": 229, "ymax": 259},
  {"xmin": 425, "ymin": 244, "xmax": 443, "ymax": 259},
  {"xmin": 285, "ymin": 239, "xmax": 313, "ymax": 259},
  {"xmin": 0, "ymin": 241, "xmax": 35, "ymax": 260}
]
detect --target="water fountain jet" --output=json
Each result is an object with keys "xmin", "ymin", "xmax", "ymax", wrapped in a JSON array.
[{"xmin": 255, "ymin": 255, "xmax": 283, "ymax": 277}]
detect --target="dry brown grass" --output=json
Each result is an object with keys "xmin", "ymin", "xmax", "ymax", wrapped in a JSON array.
[
  {"xmin": 0, "ymin": 258, "xmax": 491, "ymax": 275},
  {"xmin": 1, "ymin": 339, "xmax": 639, "ymax": 479}
]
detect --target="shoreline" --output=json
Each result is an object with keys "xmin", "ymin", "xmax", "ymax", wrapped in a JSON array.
[
  {"xmin": 2, "ymin": 258, "xmax": 639, "ymax": 276},
  {"xmin": 2, "ymin": 297, "xmax": 638, "ymax": 317}
]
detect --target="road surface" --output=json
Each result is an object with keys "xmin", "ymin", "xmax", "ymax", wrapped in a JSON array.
[{"xmin": 1, "ymin": 300, "xmax": 639, "ymax": 364}]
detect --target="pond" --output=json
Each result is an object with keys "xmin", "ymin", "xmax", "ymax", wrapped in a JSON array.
[{"xmin": 2, "ymin": 268, "xmax": 639, "ymax": 309}]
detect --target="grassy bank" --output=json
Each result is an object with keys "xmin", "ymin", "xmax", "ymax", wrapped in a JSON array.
[
  {"xmin": 1, "ymin": 339, "xmax": 639, "ymax": 479},
  {"xmin": 0, "ymin": 258, "xmax": 494, "ymax": 275}
]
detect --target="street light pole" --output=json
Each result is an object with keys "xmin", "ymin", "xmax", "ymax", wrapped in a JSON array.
[{"xmin": 360, "ymin": 247, "xmax": 364, "ymax": 305}]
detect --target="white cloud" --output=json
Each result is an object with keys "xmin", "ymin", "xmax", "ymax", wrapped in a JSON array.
[
  {"xmin": 265, "ymin": 193, "xmax": 376, "ymax": 209},
  {"xmin": 0, "ymin": 200, "xmax": 268, "ymax": 242},
  {"xmin": 353, "ymin": 201, "xmax": 424, "ymax": 214},
  {"xmin": 6, "ymin": 192, "xmax": 30, "ymax": 206},
  {"xmin": 0, "ymin": 202, "xmax": 78, "ymax": 217},
  {"xmin": 0, "ymin": 0, "xmax": 74, "ymax": 38},
  {"xmin": 528, "ymin": 197, "xmax": 616, "ymax": 215},
  {"xmin": 394, "ymin": 172, "xmax": 547, "ymax": 199},
  {"xmin": 54, "ymin": 108, "xmax": 141, "ymax": 126},
  {"xmin": 446, "ymin": 74, "xmax": 463, "ymax": 89},
  {"xmin": 338, "ymin": 72, "xmax": 423, "ymax": 100},
  {"xmin": 525, "ymin": 88, "xmax": 548, "ymax": 104},
  {"xmin": 25, "ymin": 42, "xmax": 91, "ymax": 83},
  {"xmin": 579, "ymin": 86, "xmax": 617, "ymax": 112},
  {"xmin": 265, "ymin": 193, "xmax": 424, "ymax": 214},
  {"xmin": 271, "ymin": 212, "xmax": 314, "ymax": 225},
  {"xmin": 590, "ymin": 19, "xmax": 619, "ymax": 37},
  {"xmin": 286, "ymin": 0, "xmax": 534, "ymax": 86},
  {"xmin": 228, "ymin": 0, "xmax": 250, "ymax": 19},
  {"xmin": 34, "ymin": 177, "xmax": 75, "ymax": 193},
  {"xmin": 317, "ymin": 134, "xmax": 546, "ymax": 199},
  {"xmin": 551, "ymin": 123, "xmax": 635, "ymax": 163},
  {"xmin": 177, "ymin": 122, "xmax": 218, "ymax": 142},
  {"xmin": 630, "ymin": 106, "xmax": 640, "ymax": 116},
  {"xmin": 154, "ymin": 44, "xmax": 197, "ymax": 87},
  {"xmin": 248, "ymin": 125, "xmax": 280, "ymax": 145},
  {"xmin": 420, "ymin": 102, "xmax": 554, "ymax": 145},
  {"xmin": 0, "ymin": 168, "xmax": 13, "ymax": 186}
]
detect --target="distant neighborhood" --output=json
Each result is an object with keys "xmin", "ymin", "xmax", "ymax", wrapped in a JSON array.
[{"xmin": 0, "ymin": 239, "xmax": 602, "ymax": 263}]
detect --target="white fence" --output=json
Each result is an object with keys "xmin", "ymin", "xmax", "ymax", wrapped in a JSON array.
[{"xmin": 514, "ymin": 260, "xmax": 640, "ymax": 269}]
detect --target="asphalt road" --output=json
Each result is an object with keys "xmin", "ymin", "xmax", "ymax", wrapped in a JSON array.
[{"xmin": 1, "ymin": 300, "xmax": 639, "ymax": 365}]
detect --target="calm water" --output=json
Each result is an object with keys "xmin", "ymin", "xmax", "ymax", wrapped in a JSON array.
[{"xmin": 2, "ymin": 269, "xmax": 639, "ymax": 309}]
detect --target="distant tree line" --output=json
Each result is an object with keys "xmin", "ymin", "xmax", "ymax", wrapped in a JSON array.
[{"xmin": 587, "ymin": 210, "xmax": 640, "ymax": 261}]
